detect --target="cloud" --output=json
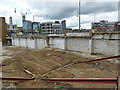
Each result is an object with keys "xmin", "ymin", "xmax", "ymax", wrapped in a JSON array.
[
  {"xmin": 24, "ymin": 2, "xmax": 118, "ymax": 21},
  {"xmin": 26, "ymin": 2, "xmax": 78, "ymax": 20},
  {"xmin": 0, "ymin": 1, "xmax": 118, "ymax": 29},
  {"xmin": 81, "ymin": 2, "xmax": 118, "ymax": 15}
]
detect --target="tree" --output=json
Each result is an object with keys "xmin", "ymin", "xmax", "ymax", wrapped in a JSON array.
[
  {"xmin": 33, "ymin": 29, "xmax": 35, "ymax": 32},
  {"xmin": 38, "ymin": 28, "xmax": 42, "ymax": 33}
]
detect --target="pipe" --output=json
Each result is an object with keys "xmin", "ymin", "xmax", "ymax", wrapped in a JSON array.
[
  {"xmin": 0, "ymin": 77, "xmax": 34, "ymax": 81},
  {"xmin": 77, "ymin": 55, "xmax": 120, "ymax": 64},
  {"xmin": 0, "ymin": 64, "xmax": 5, "ymax": 67},
  {"xmin": 43, "ymin": 78, "xmax": 119, "ymax": 89},
  {"xmin": 22, "ymin": 68, "xmax": 35, "ymax": 77},
  {"xmin": 42, "ymin": 78, "xmax": 117, "ymax": 84},
  {"xmin": 0, "ymin": 69, "xmax": 35, "ymax": 81},
  {"xmin": 41, "ymin": 55, "xmax": 120, "ymax": 76}
]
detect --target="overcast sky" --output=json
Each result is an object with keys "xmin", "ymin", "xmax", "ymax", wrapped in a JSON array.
[{"xmin": 0, "ymin": 0, "xmax": 119, "ymax": 29}]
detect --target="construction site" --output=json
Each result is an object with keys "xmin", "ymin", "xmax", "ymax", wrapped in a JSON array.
[
  {"xmin": 0, "ymin": 1, "xmax": 120, "ymax": 89},
  {"xmin": 0, "ymin": 16, "xmax": 119, "ymax": 89}
]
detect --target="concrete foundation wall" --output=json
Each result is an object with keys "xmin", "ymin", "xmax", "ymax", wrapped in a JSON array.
[
  {"xmin": 12, "ymin": 33, "xmax": 120, "ymax": 56},
  {"xmin": 49, "ymin": 37, "xmax": 65, "ymax": 49},
  {"xmin": 12, "ymin": 38, "xmax": 19, "ymax": 46},
  {"xmin": 66, "ymin": 38, "xmax": 89, "ymax": 53},
  {"xmin": 19, "ymin": 38, "xmax": 27, "ymax": 47},
  {"xmin": 66, "ymin": 32, "xmax": 90, "ymax": 36},
  {"xmin": 93, "ymin": 39, "xmax": 119, "ymax": 56},
  {"xmin": 36, "ymin": 38, "xmax": 47, "ymax": 49},
  {"xmin": 28, "ymin": 38, "xmax": 35, "ymax": 49}
]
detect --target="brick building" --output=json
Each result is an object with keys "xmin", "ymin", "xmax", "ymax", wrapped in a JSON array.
[{"xmin": 0, "ymin": 17, "xmax": 7, "ymax": 44}]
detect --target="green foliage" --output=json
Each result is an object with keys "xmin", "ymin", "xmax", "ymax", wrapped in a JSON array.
[
  {"xmin": 38, "ymin": 28, "xmax": 42, "ymax": 33},
  {"xmin": 33, "ymin": 29, "xmax": 35, "ymax": 32}
]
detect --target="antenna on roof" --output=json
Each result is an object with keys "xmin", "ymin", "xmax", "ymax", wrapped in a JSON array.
[{"xmin": 77, "ymin": 0, "xmax": 81, "ymax": 30}]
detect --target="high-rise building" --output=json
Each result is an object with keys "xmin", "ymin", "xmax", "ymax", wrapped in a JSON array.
[
  {"xmin": 32, "ymin": 22, "xmax": 41, "ymax": 32},
  {"xmin": 61, "ymin": 20, "xmax": 66, "ymax": 30},
  {"xmin": 23, "ymin": 20, "xmax": 33, "ymax": 32},
  {"xmin": 41, "ymin": 21, "xmax": 62, "ymax": 34}
]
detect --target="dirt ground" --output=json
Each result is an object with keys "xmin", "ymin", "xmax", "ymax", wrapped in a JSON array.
[{"xmin": 2, "ymin": 46, "xmax": 118, "ymax": 88}]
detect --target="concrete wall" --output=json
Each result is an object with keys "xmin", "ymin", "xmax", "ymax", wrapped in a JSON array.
[
  {"xmin": 36, "ymin": 38, "xmax": 47, "ymax": 49},
  {"xmin": 91, "ymin": 33, "xmax": 119, "ymax": 56},
  {"xmin": 49, "ymin": 37, "xmax": 65, "ymax": 49},
  {"xmin": 28, "ymin": 38, "xmax": 35, "ymax": 49},
  {"xmin": 93, "ymin": 39, "xmax": 119, "ymax": 56},
  {"xmin": 12, "ymin": 38, "xmax": 19, "ymax": 46},
  {"xmin": 12, "ymin": 37, "xmax": 47, "ymax": 50},
  {"xmin": 66, "ymin": 32, "xmax": 90, "ymax": 36},
  {"xmin": 19, "ymin": 38, "xmax": 27, "ymax": 47},
  {"xmin": 12, "ymin": 33, "xmax": 120, "ymax": 56},
  {"xmin": 66, "ymin": 38, "xmax": 89, "ymax": 53}
]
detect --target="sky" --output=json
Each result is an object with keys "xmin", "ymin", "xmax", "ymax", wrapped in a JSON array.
[{"xmin": 0, "ymin": 0, "xmax": 119, "ymax": 29}]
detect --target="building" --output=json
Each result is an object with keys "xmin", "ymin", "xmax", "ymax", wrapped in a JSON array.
[
  {"xmin": 23, "ymin": 20, "xmax": 33, "ymax": 32},
  {"xmin": 91, "ymin": 20, "xmax": 120, "ymax": 32},
  {"xmin": 6, "ymin": 17, "xmax": 18, "ymax": 32},
  {"xmin": 22, "ymin": 20, "xmax": 41, "ymax": 34},
  {"xmin": 22, "ymin": 20, "xmax": 66, "ymax": 34},
  {"xmin": 92, "ymin": 20, "xmax": 108, "ymax": 29},
  {"xmin": 92, "ymin": 20, "xmax": 108, "ymax": 32},
  {"xmin": 106, "ymin": 21, "xmax": 120, "ymax": 31},
  {"xmin": 91, "ymin": 22, "xmax": 100, "ymax": 28},
  {"xmin": 17, "ymin": 27, "xmax": 23, "ymax": 31},
  {"xmin": 61, "ymin": 20, "xmax": 66, "ymax": 30},
  {"xmin": 9, "ymin": 16, "xmax": 13, "ymax": 31},
  {"xmin": 41, "ymin": 21, "xmax": 62, "ymax": 34},
  {"xmin": 32, "ymin": 22, "xmax": 41, "ymax": 33},
  {"xmin": 6, "ymin": 25, "xmax": 18, "ymax": 31},
  {"xmin": 0, "ymin": 17, "xmax": 7, "ymax": 44},
  {"xmin": 100, "ymin": 20, "xmax": 108, "ymax": 25}
]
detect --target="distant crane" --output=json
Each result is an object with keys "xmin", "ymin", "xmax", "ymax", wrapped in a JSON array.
[
  {"xmin": 14, "ymin": 8, "xmax": 17, "ymax": 30},
  {"xmin": 33, "ymin": 14, "xmax": 38, "ymax": 22},
  {"xmin": 20, "ymin": 12, "xmax": 27, "ymax": 21},
  {"xmin": 46, "ymin": 15, "xmax": 48, "ymax": 21}
]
